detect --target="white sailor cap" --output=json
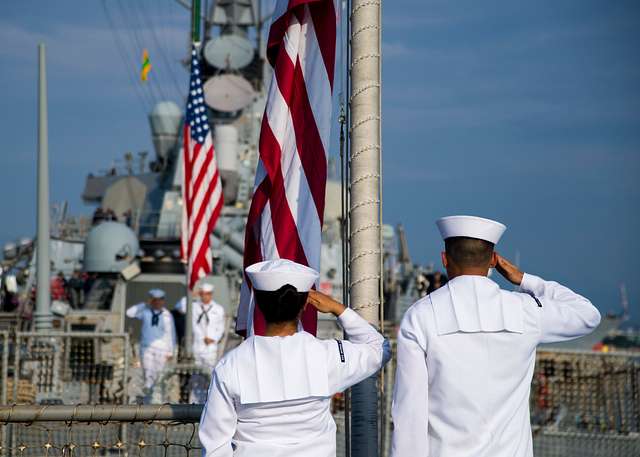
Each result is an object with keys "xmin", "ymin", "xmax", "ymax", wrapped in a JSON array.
[
  {"xmin": 436, "ymin": 215, "xmax": 506, "ymax": 245},
  {"xmin": 200, "ymin": 283, "xmax": 215, "ymax": 293},
  {"xmin": 148, "ymin": 288, "xmax": 166, "ymax": 299},
  {"xmin": 246, "ymin": 259, "xmax": 319, "ymax": 292}
]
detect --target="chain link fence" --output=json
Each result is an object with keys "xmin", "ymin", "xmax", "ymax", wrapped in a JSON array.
[{"xmin": 531, "ymin": 349, "xmax": 640, "ymax": 456}]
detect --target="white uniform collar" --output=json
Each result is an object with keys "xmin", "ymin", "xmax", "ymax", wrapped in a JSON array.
[
  {"xmin": 430, "ymin": 275, "xmax": 524, "ymax": 335},
  {"xmin": 236, "ymin": 332, "xmax": 330, "ymax": 404}
]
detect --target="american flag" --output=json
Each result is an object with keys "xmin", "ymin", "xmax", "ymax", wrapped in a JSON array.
[
  {"xmin": 236, "ymin": 0, "xmax": 336, "ymax": 336},
  {"xmin": 181, "ymin": 45, "xmax": 224, "ymax": 290}
]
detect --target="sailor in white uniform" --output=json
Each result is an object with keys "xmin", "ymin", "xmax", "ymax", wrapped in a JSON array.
[
  {"xmin": 176, "ymin": 283, "xmax": 226, "ymax": 371},
  {"xmin": 176, "ymin": 283, "xmax": 226, "ymax": 402},
  {"xmin": 126, "ymin": 289, "xmax": 177, "ymax": 399},
  {"xmin": 391, "ymin": 216, "xmax": 601, "ymax": 457},
  {"xmin": 199, "ymin": 259, "xmax": 391, "ymax": 457}
]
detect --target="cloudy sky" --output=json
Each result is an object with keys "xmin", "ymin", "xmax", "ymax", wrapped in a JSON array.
[{"xmin": 1, "ymin": 1, "xmax": 639, "ymax": 323}]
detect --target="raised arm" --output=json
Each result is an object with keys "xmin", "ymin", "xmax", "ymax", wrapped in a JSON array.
[
  {"xmin": 520, "ymin": 273, "xmax": 601, "ymax": 343},
  {"xmin": 125, "ymin": 302, "xmax": 146, "ymax": 319},
  {"xmin": 391, "ymin": 305, "xmax": 429, "ymax": 457},
  {"xmin": 307, "ymin": 291, "xmax": 390, "ymax": 394},
  {"xmin": 495, "ymin": 253, "xmax": 601, "ymax": 344},
  {"xmin": 175, "ymin": 297, "xmax": 186, "ymax": 315},
  {"xmin": 199, "ymin": 363, "xmax": 237, "ymax": 457}
]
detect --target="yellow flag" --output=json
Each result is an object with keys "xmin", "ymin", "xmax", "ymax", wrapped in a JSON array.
[{"xmin": 141, "ymin": 49, "xmax": 151, "ymax": 82}]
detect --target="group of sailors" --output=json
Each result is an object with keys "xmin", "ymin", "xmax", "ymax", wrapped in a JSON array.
[
  {"xmin": 125, "ymin": 282, "xmax": 225, "ymax": 402},
  {"xmin": 127, "ymin": 215, "xmax": 602, "ymax": 457}
]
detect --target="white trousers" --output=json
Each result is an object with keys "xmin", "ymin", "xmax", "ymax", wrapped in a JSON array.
[
  {"xmin": 194, "ymin": 344, "xmax": 219, "ymax": 372},
  {"xmin": 141, "ymin": 347, "xmax": 171, "ymax": 390},
  {"xmin": 189, "ymin": 345, "xmax": 218, "ymax": 403}
]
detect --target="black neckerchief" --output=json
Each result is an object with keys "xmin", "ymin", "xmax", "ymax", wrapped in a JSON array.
[
  {"xmin": 151, "ymin": 309, "xmax": 163, "ymax": 326},
  {"xmin": 197, "ymin": 303, "xmax": 211, "ymax": 325}
]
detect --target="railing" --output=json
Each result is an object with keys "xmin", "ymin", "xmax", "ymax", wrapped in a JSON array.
[
  {"xmin": 10, "ymin": 332, "xmax": 130, "ymax": 405},
  {"xmin": 531, "ymin": 349, "xmax": 640, "ymax": 457},
  {"xmin": 1, "ymin": 331, "xmax": 639, "ymax": 456},
  {"xmin": 0, "ymin": 404, "xmax": 203, "ymax": 456},
  {"xmin": 0, "ymin": 331, "xmax": 215, "ymax": 407}
]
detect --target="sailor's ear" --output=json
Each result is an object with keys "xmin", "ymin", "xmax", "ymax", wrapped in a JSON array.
[
  {"xmin": 441, "ymin": 251, "xmax": 448, "ymax": 269},
  {"xmin": 489, "ymin": 251, "xmax": 498, "ymax": 268}
]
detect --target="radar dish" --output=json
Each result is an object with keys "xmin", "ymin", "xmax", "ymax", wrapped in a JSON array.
[
  {"xmin": 204, "ymin": 74, "xmax": 256, "ymax": 112},
  {"xmin": 204, "ymin": 35, "xmax": 255, "ymax": 70}
]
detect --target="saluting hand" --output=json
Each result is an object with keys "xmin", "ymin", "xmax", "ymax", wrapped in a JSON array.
[
  {"xmin": 495, "ymin": 253, "xmax": 524, "ymax": 286},
  {"xmin": 307, "ymin": 290, "xmax": 347, "ymax": 316}
]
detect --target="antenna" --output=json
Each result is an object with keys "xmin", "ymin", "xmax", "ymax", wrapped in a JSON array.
[{"xmin": 620, "ymin": 283, "xmax": 629, "ymax": 319}]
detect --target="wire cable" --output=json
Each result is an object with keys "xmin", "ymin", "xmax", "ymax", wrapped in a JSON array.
[
  {"xmin": 137, "ymin": 0, "xmax": 185, "ymax": 99},
  {"xmin": 101, "ymin": 0, "xmax": 153, "ymax": 114}
]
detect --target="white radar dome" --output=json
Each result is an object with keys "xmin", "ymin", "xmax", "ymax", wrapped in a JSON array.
[
  {"xmin": 84, "ymin": 222, "xmax": 140, "ymax": 273},
  {"xmin": 149, "ymin": 101, "xmax": 183, "ymax": 136}
]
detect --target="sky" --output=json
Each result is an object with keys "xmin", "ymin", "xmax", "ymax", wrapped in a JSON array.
[{"xmin": 0, "ymin": 1, "xmax": 639, "ymax": 324}]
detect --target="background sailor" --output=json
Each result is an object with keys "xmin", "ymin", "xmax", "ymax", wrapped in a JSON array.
[
  {"xmin": 126, "ymin": 288, "xmax": 177, "ymax": 402},
  {"xmin": 176, "ymin": 282, "xmax": 226, "ymax": 402}
]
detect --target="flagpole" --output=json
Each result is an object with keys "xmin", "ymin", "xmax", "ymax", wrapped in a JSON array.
[
  {"xmin": 34, "ymin": 43, "xmax": 53, "ymax": 332},
  {"xmin": 184, "ymin": 0, "xmax": 202, "ymax": 361},
  {"xmin": 349, "ymin": 0, "xmax": 382, "ymax": 455}
]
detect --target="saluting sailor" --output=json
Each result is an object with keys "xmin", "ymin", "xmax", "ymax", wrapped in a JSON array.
[
  {"xmin": 177, "ymin": 283, "xmax": 226, "ymax": 371},
  {"xmin": 199, "ymin": 259, "xmax": 391, "ymax": 457},
  {"xmin": 391, "ymin": 216, "xmax": 601, "ymax": 457},
  {"xmin": 126, "ymin": 288, "xmax": 177, "ymax": 400}
]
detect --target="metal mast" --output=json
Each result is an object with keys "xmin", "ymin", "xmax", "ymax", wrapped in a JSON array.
[
  {"xmin": 183, "ymin": 0, "xmax": 202, "ymax": 359},
  {"xmin": 348, "ymin": 0, "xmax": 382, "ymax": 455},
  {"xmin": 34, "ymin": 43, "xmax": 53, "ymax": 332}
]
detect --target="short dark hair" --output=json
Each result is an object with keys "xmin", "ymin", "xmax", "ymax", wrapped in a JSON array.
[
  {"xmin": 254, "ymin": 285, "xmax": 309, "ymax": 324},
  {"xmin": 445, "ymin": 236, "xmax": 494, "ymax": 268}
]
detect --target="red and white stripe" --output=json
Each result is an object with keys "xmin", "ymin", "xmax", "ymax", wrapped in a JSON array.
[
  {"xmin": 236, "ymin": 0, "xmax": 336, "ymax": 336},
  {"xmin": 181, "ymin": 55, "xmax": 224, "ymax": 289}
]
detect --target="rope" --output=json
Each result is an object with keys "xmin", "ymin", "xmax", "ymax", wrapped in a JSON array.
[
  {"xmin": 350, "ymin": 198, "xmax": 380, "ymax": 212},
  {"xmin": 350, "ymin": 115, "xmax": 381, "ymax": 133},
  {"xmin": 349, "ymin": 274, "xmax": 380, "ymax": 288},
  {"xmin": 350, "ymin": 82, "xmax": 380, "ymax": 100},
  {"xmin": 351, "ymin": 223, "xmax": 380, "ymax": 236},
  {"xmin": 352, "ymin": 0, "xmax": 381, "ymax": 15},
  {"xmin": 350, "ymin": 249, "xmax": 381, "ymax": 263},
  {"xmin": 350, "ymin": 53, "xmax": 380, "ymax": 69},
  {"xmin": 351, "ymin": 173, "xmax": 380, "ymax": 186},
  {"xmin": 351, "ymin": 23, "xmax": 379, "ymax": 39},
  {"xmin": 351, "ymin": 144, "xmax": 380, "ymax": 161}
]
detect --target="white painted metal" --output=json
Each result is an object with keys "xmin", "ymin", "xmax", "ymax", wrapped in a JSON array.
[
  {"xmin": 35, "ymin": 43, "xmax": 52, "ymax": 332},
  {"xmin": 348, "ymin": 0, "xmax": 383, "ymax": 455},
  {"xmin": 214, "ymin": 124, "xmax": 239, "ymax": 171}
]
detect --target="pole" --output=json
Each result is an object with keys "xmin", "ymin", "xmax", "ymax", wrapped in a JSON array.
[
  {"xmin": 349, "ymin": 0, "xmax": 382, "ymax": 455},
  {"xmin": 0, "ymin": 404, "xmax": 204, "ymax": 423},
  {"xmin": 191, "ymin": 0, "xmax": 201, "ymax": 44},
  {"xmin": 183, "ymin": 0, "xmax": 202, "ymax": 360},
  {"xmin": 34, "ymin": 43, "xmax": 52, "ymax": 332},
  {"xmin": 184, "ymin": 275, "xmax": 194, "ymax": 359}
]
